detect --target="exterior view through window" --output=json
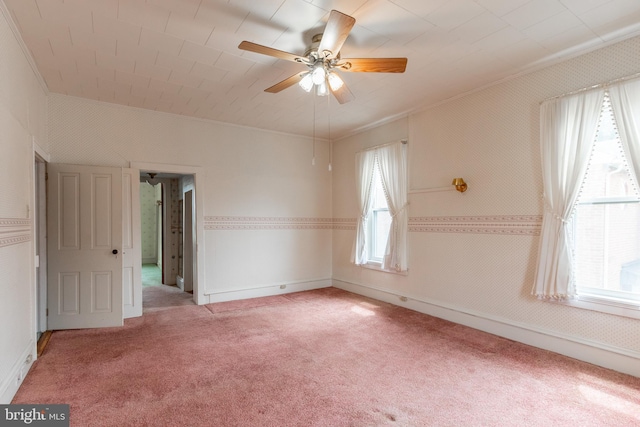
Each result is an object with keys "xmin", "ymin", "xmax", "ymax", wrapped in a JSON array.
[
  {"xmin": 368, "ymin": 162, "xmax": 392, "ymax": 264},
  {"xmin": 574, "ymin": 95, "xmax": 640, "ymax": 306}
]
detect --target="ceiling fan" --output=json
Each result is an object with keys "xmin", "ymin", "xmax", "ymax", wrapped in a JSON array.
[{"xmin": 238, "ymin": 10, "xmax": 408, "ymax": 104}]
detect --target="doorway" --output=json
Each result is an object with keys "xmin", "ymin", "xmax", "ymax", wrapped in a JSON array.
[
  {"xmin": 140, "ymin": 175, "xmax": 163, "ymax": 287},
  {"xmin": 132, "ymin": 161, "xmax": 204, "ymax": 306},
  {"xmin": 139, "ymin": 171, "xmax": 196, "ymax": 302}
]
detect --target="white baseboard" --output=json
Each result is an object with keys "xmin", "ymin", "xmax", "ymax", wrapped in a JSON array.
[
  {"xmin": 205, "ymin": 278, "xmax": 332, "ymax": 303},
  {"xmin": 332, "ymin": 279, "xmax": 640, "ymax": 378},
  {"xmin": 0, "ymin": 340, "xmax": 36, "ymax": 404}
]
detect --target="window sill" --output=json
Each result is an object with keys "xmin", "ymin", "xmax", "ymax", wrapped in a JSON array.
[
  {"xmin": 360, "ymin": 262, "xmax": 408, "ymax": 276},
  {"xmin": 555, "ymin": 295, "xmax": 640, "ymax": 320}
]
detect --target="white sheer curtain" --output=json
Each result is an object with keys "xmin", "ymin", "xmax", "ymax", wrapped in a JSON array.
[
  {"xmin": 351, "ymin": 149, "xmax": 377, "ymax": 265},
  {"xmin": 609, "ymin": 78, "xmax": 640, "ymax": 190},
  {"xmin": 532, "ymin": 89, "xmax": 605, "ymax": 299},
  {"xmin": 377, "ymin": 142, "xmax": 408, "ymax": 272}
]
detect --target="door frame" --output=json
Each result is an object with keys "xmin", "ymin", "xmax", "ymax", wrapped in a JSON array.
[
  {"xmin": 130, "ymin": 162, "xmax": 206, "ymax": 305},
  {"xmin": 183, "ymin": 189, "xmax": 194, "ymax": 293},
  {"xmin": 32, "ymin": 138, "xmax": 50, "ymax": 337}
]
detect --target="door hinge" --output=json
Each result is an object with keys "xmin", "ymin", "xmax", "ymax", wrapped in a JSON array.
[
  {"xmin": 46, "ymin": 308, "xmax": 48, "ymax": 317},
  {"xmin": 45, "ymin": 172, "xmax": 48, "ymax": 181}
]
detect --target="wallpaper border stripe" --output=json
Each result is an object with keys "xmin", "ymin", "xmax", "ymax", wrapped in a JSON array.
[
  {"xmin": 204, "ymin": 215, "xmax": 542, "ymax": 234},
  {"xmin": 204, "ymin": 216, "xmax": 335, "ymax": 230},
  {"xmin": 409, "ymin": 215, "xmax": 542, "ymax": 235},
  {"xmin": 0, "ymin": 218, "xmax": 32, "ymax": 248}
]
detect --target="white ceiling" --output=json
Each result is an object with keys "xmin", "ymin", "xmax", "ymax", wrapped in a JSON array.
[{"xmin": 4, "ymin": 0, "xmax": 640, "ymax": 139}]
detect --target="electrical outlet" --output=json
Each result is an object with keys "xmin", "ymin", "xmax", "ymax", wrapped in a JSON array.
[{"xmin": 399, "ymin": 296, "xmax": 408, "ymax": 302}]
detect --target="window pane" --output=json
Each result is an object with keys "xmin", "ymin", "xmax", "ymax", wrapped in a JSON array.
[
  {"xmin": 373, "ymin": 209, "xmax": 391, "ymax": 260},
  {"xmin": 581, "ymin": 140, "xmax": 635, "ymax": 200},
  {"xmin": 371, "ymin": 166, "xmax": 387, "ymax": 209},
  {"xmin": 367, "ymin": 163, "xmax": 391, "ymax": 263},
  {"xmin": 580, "ymin": 100, "xmax": 636, "ymax": 200},
  {"xmin": 575, "ymin": 203, "xmax": 640, "ymax": 296}
]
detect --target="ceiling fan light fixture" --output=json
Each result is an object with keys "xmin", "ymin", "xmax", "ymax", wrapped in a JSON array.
[
  {"xmin": 299, "ymin": 72, "xmax": 313, "ymax": 92},
  {"xmin": 316, "ymin": 80, "xmax": 329, "ymax": 96},
  {"xmin": 311, "ymin": 66, "xmax": 326, "ymax": 85},
  {"xmin": 327, "ymin": 72, "xmax": 344, "ymax": 91}
]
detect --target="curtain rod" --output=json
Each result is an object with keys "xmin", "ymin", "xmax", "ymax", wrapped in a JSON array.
[
  {"xmin": 542, "ymin": 71, "xmax": 640, "ymax": 104},
  {"xmin": 357, "ymin": 139, "xmax": 407, "ymax": 154}
]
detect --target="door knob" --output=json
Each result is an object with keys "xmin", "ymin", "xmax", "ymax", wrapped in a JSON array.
[{"xmin": 112, "ymin": 249, "xmax": 118, "ymax": 255}]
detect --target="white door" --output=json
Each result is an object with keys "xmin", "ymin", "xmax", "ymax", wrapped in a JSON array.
[
  {"xmin": 35, "ymin": 158, "xmax": 48, "ymax": 335},
  {"xmin": 47, "ymin": 164, "xmax": 123, "ymax": 329},
  {"xmin": 122, "ymin": 169, "xmax": 142, "ymax": 318},
  {"xmin": 183, "ymin": 190, "xmax": 194, "ymax": 292}
]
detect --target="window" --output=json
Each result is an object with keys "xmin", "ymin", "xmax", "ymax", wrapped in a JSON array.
[
  {"xmin": 534, "ymin": 78, "xmax": 640, "ymax": 317},
  {"xmin": 352, "ymin": 141, "xmax": 408, "ymax": 273},
  {"xmin": 367, "ymin": 162, "xmax": 392, "ymax": 264},
  {"xmin": 573, "ymin": 95, "xmax": 640, "ymax": 311}
]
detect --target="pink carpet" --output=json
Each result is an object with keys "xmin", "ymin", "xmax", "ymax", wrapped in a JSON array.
[{"xmin": 13, "ymin": 286, "xmax": 640, "ymax": 426}]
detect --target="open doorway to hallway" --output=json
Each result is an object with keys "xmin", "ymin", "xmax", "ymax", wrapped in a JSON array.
[{"xmin": 139, "ymin": 172, "xmax": 196, "ymax": 304}]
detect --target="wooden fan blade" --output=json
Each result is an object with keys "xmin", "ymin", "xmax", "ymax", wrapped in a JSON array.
[
  {"xmin": 331, "ymin": 81, "xmax": 355, "ymax": 104},
  {"xmin": 238, "ymin": 41, "xmax": 303, "ymax": 63},
  {"xmin": 265, "ymin": 72, "xmax": 306, "ymax": 93},
  {"xmin": 338, "ymin": 58, "xmax": 408, "ymax": 73},
  {"xmin": 317, "ymin": 10, "xmax": 355, "ymax": 58}
]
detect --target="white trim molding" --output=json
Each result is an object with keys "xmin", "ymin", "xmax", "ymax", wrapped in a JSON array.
[
  {"xmin": 332, "ymin": 279, "xmax": 640, "ymax": 378},
  {"xmin": 0, "ymin": 218, "xmax": 32, "ymax": 248},
  {"xmin": 0, "ymin": 2, "xmax": 48, "ymax": 95},
  {"xmin": 0, "ymin": 340, "xmax": 35, "ymax": 404},
  {"xmin": 206, "ymin": 278, "xmax": 332, "ymax": 303}
]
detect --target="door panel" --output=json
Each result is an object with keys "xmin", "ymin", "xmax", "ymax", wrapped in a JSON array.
[
  {"xmin": 92, "ymin": 174, "xmax": 113, "ymax": 248},
  {"xmin": 59, "ymin": 272, "xmax": 79, "ymax": 314},
  {"xmin": 59, "ymin": 173, "xmax": 80, "ymax": 249},
  {"xmin": 122, "ymin": 169, "xmax": 142, "ymax": 318},
  {"xmin": 48, "ymin": 164, "xmax": 123, "ymax": 329}
]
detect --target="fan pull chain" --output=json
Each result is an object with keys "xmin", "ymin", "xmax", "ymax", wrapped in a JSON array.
[
  {"xmin": 312, "ymin": 90, "xmax": 316, "ymax": 166},
  {"xmin": 327, "ymin": 91, "xmax": 332, "ymax": 171}
]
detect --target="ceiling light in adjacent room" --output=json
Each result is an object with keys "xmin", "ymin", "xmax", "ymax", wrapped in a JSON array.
[{"xmin": 145, "ymin": 173, "xmax": 159, "ymax": 186}]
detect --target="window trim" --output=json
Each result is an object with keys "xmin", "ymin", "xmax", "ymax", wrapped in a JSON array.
[
  {"xmin": 568, "ymin": 94, "xmax": 640, "ymax": 318},
  {"xmin": 578, "ymin": 197, "xmax": 639, "ymax": 205},
  {"xmin": 555, "ymin": 295, "xmax": 640, "ymax": 320},
  {"xmin": 572, "ymin": 200, "xmax": 640, "ymax": 317},
  {"xmin": 367, "ymin": 207, "xmax": 390, "ymax": 264},
  {"xmin": 360, "ymin": 261, "xmax": 409, "ymax": 276}
]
